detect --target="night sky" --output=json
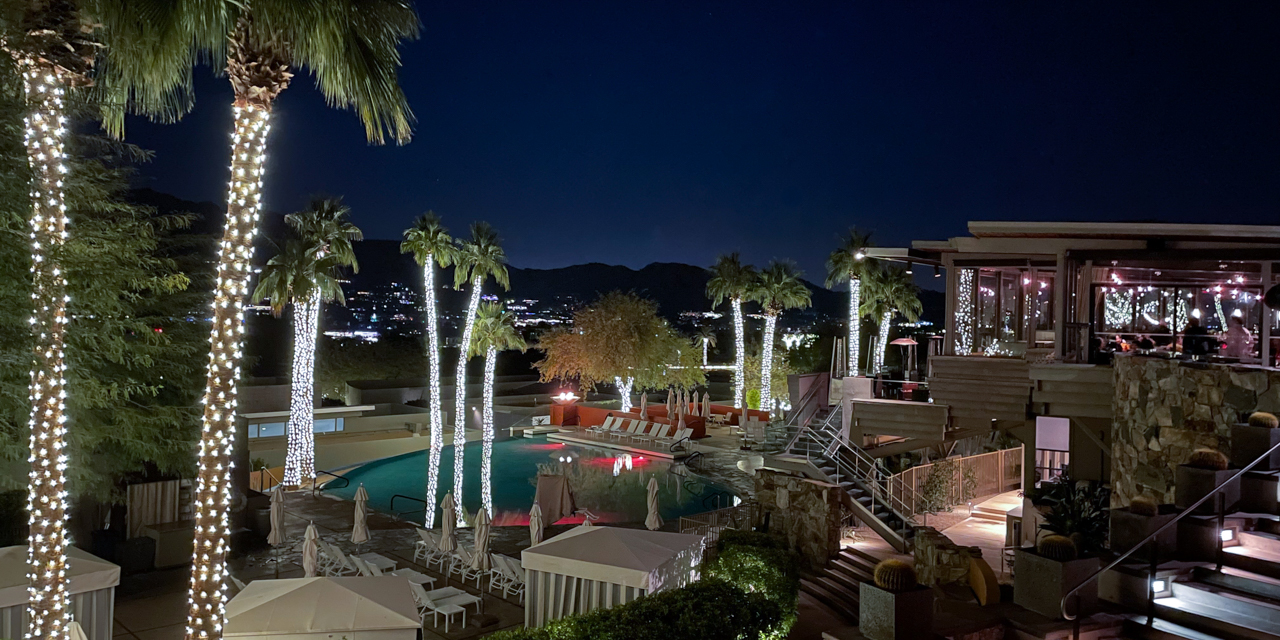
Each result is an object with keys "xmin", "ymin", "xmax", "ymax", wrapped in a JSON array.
[{"xmin": 125, "ymin": 1, "xmax": 1280, "ymax": 282}]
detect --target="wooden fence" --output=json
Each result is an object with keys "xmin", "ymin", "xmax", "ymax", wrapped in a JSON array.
[{"xmin": 888, "ymin": 446, "xmax": 1022, "ymax": 520}]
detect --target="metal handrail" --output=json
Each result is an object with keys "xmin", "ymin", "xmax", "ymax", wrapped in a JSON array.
[
  {"xmin": 810, "ymin": 407, "xmax": 918, "ymax": 516},
  {"xmin": 312, "ymin": 469, "xmax": 351, "ymax": 497},
  {"xmin": 783, "ymin": 378, "xmax": 828, "ymax": 428},
  {"xmin": 1060, "ymin": 437, "xmax": 1280, "ymax": 625},
  {"xmin": 390, "ymin": 494, "xmax": 428, "ymax": 518}
]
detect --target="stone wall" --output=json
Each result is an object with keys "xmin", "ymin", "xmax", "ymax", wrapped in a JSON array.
[
  {"xmin": 755, "ymin": 470, "xmax": 841, "ymax": 569},
  {"xmin": 914, "ymin": 527, "xmax": 982, "ymax": 586},
  {"xmin": 1111, "ymin": 355, "xmax": 1280, "ymax": 508}
]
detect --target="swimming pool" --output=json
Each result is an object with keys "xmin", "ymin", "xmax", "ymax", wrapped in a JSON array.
[{"xmin": 322, "ymin": 436, "xmax": 736, "ymax": 526}]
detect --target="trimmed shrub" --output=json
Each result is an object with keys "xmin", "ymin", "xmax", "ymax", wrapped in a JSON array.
[
  {"xmin": 872, "ymin": 559, "xmax": 918, "ymax": 592},
  {"xmin": 708, "ymin": 530, "xmax": 801, "ymax": 639},
  {"xmin": 487, "ymin": 578, "xmax": 782, "ymax": 640},
  {"xmin": 1128, "ymin": 496, "xmax": 1158, "ymax": 517},
  {"xmin": 1249, "ymin": 412, "xmax": 1280, "ymax": 428},
  {"xmin": 1037, "ymin": 534, "xmax": 1078, "ymax": 561},
  {"xmin": 1186, "ymin": 448, "xmax": 1229, "ymax": 471}
]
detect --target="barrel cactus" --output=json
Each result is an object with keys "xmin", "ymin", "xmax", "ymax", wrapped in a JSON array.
[
  {"xmin": 1037, "ymin": 535, "xmax": 1078, "ymax": 561},
  {"xmin": 1186, "ymin": 448, "xmax": 1229, "ymax": 471},
  {"xmin": 1248, "ymin": 412, "xmax": 1280, "ymax": 428},
  {"xmin": 1129, "ymin": 496, "xmax": 1158, "ymax": 517},
  {"xmin": 873, "ymin": 559, "xmax": 918, "ymax": 592}
]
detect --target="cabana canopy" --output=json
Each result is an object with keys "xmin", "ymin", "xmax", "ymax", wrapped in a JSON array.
[
  {"xmin": 225, "ymin": 577, "xmax": 418, "ymax": 640},
  {"xmin": 0, "ymin": 545, "xmax": 120, "ymax": 640}
]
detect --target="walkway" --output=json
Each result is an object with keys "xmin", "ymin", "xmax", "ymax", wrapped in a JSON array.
[{"xmin": 938, "ymin": 491, "xmax": 1021, "ymax": 581}]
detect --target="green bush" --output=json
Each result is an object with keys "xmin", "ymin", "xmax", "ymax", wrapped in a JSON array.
[
  {"xmin": 707, "ymin": 531, "xmax": 801, "ymax": 639},
  {"xmin": 487, "ymin": 578, "xmax": 782, "ymax": 640}
]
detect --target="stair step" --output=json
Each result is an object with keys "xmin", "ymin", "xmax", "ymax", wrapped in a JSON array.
[
  {"xmin": 1170, "ymin": 581, "xmax": 1280, "ymax": 627},
  {"xmin": 829, "ymin": 558, "xmax": 873, "ymax": 583},
  {"xmin": 842, "ymin": 546, "xmax": 885, "ymax": 568},
  {"xmin": 1122, "ymin": 614, "xmax": 1237, "ymax": 640},
  {"xmin": 800, "ymin": 578, "xmax": 858, "ymax": 622},
  {"xmin": 1151, "ymin": 594, "xmax": 1280, "ymax": 640}
]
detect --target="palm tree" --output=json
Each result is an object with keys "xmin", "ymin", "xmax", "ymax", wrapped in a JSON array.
[
  {"xmin": 451, "ymin": 222, "xmax": 510, "ymax": 526},
  {"xmin": 262, "ymin": 198, "xmax": 361, "ymax": 488},
  {"xmin": 826, "ymin": 228, "xmax": 873, "ymax": 376},
  {"xmin": 401, "ymin": 212, "xmax": 457, "ymax": 529},
  {"xmin": 697, "ymin": 325, "xmax": 718, "ymax": 366},
  {"xmin": 188, "ymin": 4, "xmax": 418, "ymax": 635},
  {"xmin": 751, "ymin": 262, "xmax": 812, "ymax": 413},
  {"xmin": 469, "ymin": 302, "xmax": 526, "ymax": 518},
  {"xmin": 706, "ymin": 253, "xmax": 757, "ymax": 409},
  {"xmin": 0, "ymin": 4, "xmax": 204, "ymax": 635},
  {"xmin": 863, "ymin": 267, "xmax": 922, "ymax": 375}
]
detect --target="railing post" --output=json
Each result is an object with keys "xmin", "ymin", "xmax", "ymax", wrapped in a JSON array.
[
  {"xmin": 1216, "ymin": 492, "xmax": 1225, "ymax": 572},
  {"xmin": 1071, "ymin": 594, "xmax": 1080, "ymax": 640},
  {"xmin": 1147, "ymin": 541, "xmax": 1157, "ymax": 627}
]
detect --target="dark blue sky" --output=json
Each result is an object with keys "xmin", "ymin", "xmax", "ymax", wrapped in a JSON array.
[{"xmin": 126, "ymin": 1, "xmax": 1280, "ymax": 280}]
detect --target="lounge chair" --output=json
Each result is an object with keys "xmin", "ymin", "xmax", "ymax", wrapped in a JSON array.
[
  {"xmin": 613, "ymin": 419, "xmax": 646, "ymax": 441},
  {"xmin": 320, "ymin": 542, "xmax": 360, "ymax": 576},
  {"xmin": 419, "ymin": 582, "xmax": 484, "ymax": 613},
  {"xmin": 356, "ymin": 551, "xmax": 398, "ymax": 573},
  {"xmin": 450, "ymin": 546, "xmax": 486, "ymax": 587},
  {"xmin": 633, "ymin": 423, "xmax": 673, "ymax": 445},
  {"xmin": 656, "ymin": 427, "xmax": 691, "ymax": 448},
  {"xmin": 349, "ymin": 554, "xmax": 380, "ymax": 577},
  {"xmin": 627, "ymin": 422, "xmax": 663, "ymax": 443},
  {"xmin": 411, "ymin": 583, "xmax": 466, "ymax": 632},
  {"xmin": 491, "ymin": 555, "xmax": 525, "ymax": 602},
  {"xmin": 606, "ymin": 419, "xmax": 634, "ymax": 440},
  {"xmin": 391, "ymin": 567, "xmax": 437, "ymax": 587},
  {"xmin": 414, "ymin": 528, "xmax": 443, "ymax": 564},
  {"xmin": 587, "ymin": 416, "xmax": 618, "ymax": 434}
]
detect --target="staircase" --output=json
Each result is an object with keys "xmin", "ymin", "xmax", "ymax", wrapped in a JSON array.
[
  {"xmin": 800, "ymin": 546, "xmax": 880, "ymax": 622},
  {"xmin": 778, "ymin": 405, "xmax": 917, "ymax": 552},
  {"xmin": 1123, "ymin": 565, "xmax": 1280, "ymax": 640}
]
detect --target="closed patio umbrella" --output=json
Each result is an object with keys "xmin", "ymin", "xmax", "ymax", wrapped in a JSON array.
[
  {"xmin": 639, "ymin": 393, "xmax": 648, "ymax": 419},
  {"xmin": 439, "ymin": 493, "xmax": 458, "ymax": 553},
  {"xmin": 352, "ymin": 483, "xmax": 370, "ymax": 549},
  {"xmin": 530, "ymin": 502, "xmax": 545, "ymax": 546},
  {"xmin": 470, "ymin": 508, "xmax": 493, "ymax": 572},
  {"xmin": 689, "ymin": 390, "xmax": 699, "ymax": 416},
  {"xmin": 302, "ymin": 522, "xmax": 320, "ymax": 577},
  {"xmin": 666, "ymin": 389, "xmax": 674, "ymax": 417},
  {"xmin": 268, "ymin": 485, "xmax": 286, "ymax": 577},
  {"xmin": 68, "ymin": 621, "xmax": 88, "ymax": 640},
  {"xmin": 646, "ymin": 477, "xmax": 663, "ymax": 531},
  {"xmin": 702, "ymin": 392, "xmax": 710, "ymax": 418}
]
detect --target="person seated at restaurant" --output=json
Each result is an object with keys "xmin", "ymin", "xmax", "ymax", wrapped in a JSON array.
[
  {"xmin": 1221, "ymin": 315, "xmax": 1255, "ymax": 361},
  {"xmin": 1134, "ymin": 334, "xmax": 1155, "ymax": 350},
  {"xmin": 1182, "ymin": 316, "xmax": 1218, "ymax": 356},
  {"xmin": 1150, "ymin": 323, "xmax": 1174, "ymax": 348}
]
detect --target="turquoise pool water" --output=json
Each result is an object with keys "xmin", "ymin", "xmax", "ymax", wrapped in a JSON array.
[{"xmin": 322, "ymin": 437, "xmax": 736, "ymax": 526}]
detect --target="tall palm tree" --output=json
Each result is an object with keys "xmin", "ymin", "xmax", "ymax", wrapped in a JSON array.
[
  {"xmin": 265, "ymin": 198, "xmax": 361, "ymax": 487},
  {"xmin": 697, "ymin": 325, "xmax": 717, "ymax": 366},
  {"xmin": 401, "ymin": 212, "xmax": 457, "ymax": 529},
  {"xmin": 863, "ymin": 267, "xmax": 922, "ymax": 375},
  {"xmin": 751, "ymin": 261, "xmax": 812, "ymax": 413},
  {"xmin": 451, "ymin": 222, "xmax": 509, "ymax": 526},
  {"xmin": 0, "ymin": 3, "xmax": 205, "ymax": 635},
  {"xmin": 826, "ymin": 228, "xmax": 873, "ymax": 376},
  {"xmin": 188, "ymin": 4, "xmax": 418, "ymax": 636},
  {"xmin": 706, "ymin": 253, "xmax": 757, "ymax": 409},
  {"xmin": 469, "ymin": 302, "xmax": 526, "ymax": 518}
]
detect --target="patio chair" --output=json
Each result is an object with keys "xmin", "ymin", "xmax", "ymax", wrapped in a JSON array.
[
  {"xmin": 626, "ymin": 422, "xmax": 663, "ymax": 444},
  {"xmin": 633, "ymin": 422, "xmax": 673, "ymax": 446},
  {"xmin": 390, "ymin": 567, "xmax": 437, "ymax": 587},
  {"xmin": 658, "ymin": 427, "xmax": 692, "ymax": 449},
  {"xmin": 349, "ymin": 554, "xmax": 380, "ymax": 577},
  {"xmin": 356, "ymin": 551, "xmax": 398, "ymax": 573},
  {"xmin": 492, "ymin": 555, "xmax": 526, "ymax": 602},
  {"xmin": 613, "ymin": 419, "xmax": 646, "ymax": 441},
  {"xmin": 450, "ymin": 546, "xmax": 486, "ymax": 587},
  {"xmin": 320, "ymin": 542, "xmax": 360, "ymax": 577},
  {"xmin": 587, "ymin": 416, "xmax": 617, "ymax": 434},
  {"xmin": 411, "ymin": 583, "xmax": 466, "ymax": 632},
  {"xmin": 413, "ymin": 528, "xmax": 441, "ymax": 564},
  {"xmin": 605, "ymin": 419, "xmax": 632, "ymax": 440}
]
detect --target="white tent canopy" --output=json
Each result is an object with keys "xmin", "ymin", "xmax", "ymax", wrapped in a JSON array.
[
  {"xmin": 522, "ymin": 526, "xmax": 705, "ymax": 628},
  {"xmin": 0, "ymin": 545, "xmax": 120, "ymax": 640},
  {"xmin": 226, "ymin": 577, "xmax": 419, "ymax": 640}
]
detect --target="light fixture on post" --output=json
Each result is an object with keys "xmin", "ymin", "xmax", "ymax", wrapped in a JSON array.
[
  {"xmin": 904, "ymin": 262, "xmax": 913, "ymax": 275},
  {"xmin": 933, "ymin": 265, "xmax": 941, "ymax": 278}
]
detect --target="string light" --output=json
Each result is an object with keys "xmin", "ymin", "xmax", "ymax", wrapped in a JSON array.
[
  {"xmin": 21, "ymin": 64, "xmax": 72, "ymax": 640},
  {"xmin": 848, "ymin": 277, "xmax": 861, "ymax": 375},
  {"xmin": 452, "ymin": 275, "xmax": 483, "ymax": 527},
  {"xmin": 615, "ymin": 376, "xmax": 634, "ymax": 413},
  {"xmin": 422, "ymin": 260, "xmax": 443, "ymax": 529},
  {"xmin": 955, "ymin": 269, "xmax": 975, "ymax": 353},
  {"xmin": 282, "ymin": 293, "xmax": 318, "ymax": 486},
  {"xmin": 872, "ymin": 310, "xmax": 891, "ymax": 374},
  {"xmin": 187, "ymin": 102, "xmax": 271, "ymax": 640},
  {"xmin": 1104, "ymin": 289, "xmax": 1133, "ymax": 328},
  {"xmin": 481, "ymin": 346, "xmax": 497, "ymax": 518},
  {"xmin": 759, "ymin": 313, "xmax": 777, "ymax": 412},
  {"xmin": 731, "ymin": 297, "xmax": 745, "ymax": 409}
]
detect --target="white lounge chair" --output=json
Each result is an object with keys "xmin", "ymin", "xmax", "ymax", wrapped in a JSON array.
[
  {"xmin": 450, "ymin": 546, "xmax": 486, "ymax": 587},
  {"xmin": 491, "ymin": 555, "xmax": 525, "ymax": 602},
  {"xmin": 391, "ymin": 567, "xmax": 437, "ymax": 587},
  {"xmin": 612, "ymin": 419, "xmax": 645, "ymax": 441},
  {"xmin": 411, "ymin": 583, "xmax": 466, "ymax": 632},
  {"xmin": 356, "ymin": 551, "xmax": 398, "ymax": 573},
  {"xmin": 587, "ymin": 416, "xmax": 618, "ymax": 434},
  {"xmin": 350, "ymin": 554, "xmax": 381, "ymax": 577},
  {"xmin": 414, "ymin": 528, "xmax": 441, "ymax": 564},
  {"xmin": 626, "ymin": 422, "xmax": 661, "ymax": 443},
  {"xmin": 632, "ymin": 422, "xmax": 672, "ymax": 445},
  {"xmin": 419, "ymin": 583, "xmax": 483, "ymax": 613},
  {"xmin": 656, "ymin": 427, "xmax": 691, "ymax": 448},
  {"xmin": 320, "ymin": 542, "xmax": 360, "ymax": 576}
]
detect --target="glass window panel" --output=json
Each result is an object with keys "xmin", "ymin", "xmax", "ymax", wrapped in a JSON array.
[
  {"xmin": 335, "ymin": 417, "xmax": 345, "ymax": 432},
  {"xmin": 255, "ymin": 422, "xmax": 285, "ymax": 438},
  {"xmin": 247, "ymin": 424, "xmax": 258, "ymax": 439},
  {"xmin": 314, "ymin": 418, "xmax": 337, "ymax": 434}
]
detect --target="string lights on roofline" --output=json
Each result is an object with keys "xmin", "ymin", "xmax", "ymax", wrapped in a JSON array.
[
  {"xmin": 186, "ymin": 102, "xmax": 271, "ymax": 640},
  {"xmin": 21, "ymin": 63, "xmax": 73, "ymax": 640},
  {"xmin": 423, "ymin": 261, "xmax": 443, "ymax": 529}
]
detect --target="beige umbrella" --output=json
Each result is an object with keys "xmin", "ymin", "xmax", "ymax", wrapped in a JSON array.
[
  {"xmin": 646, "ymin": 477, "xmax": 663, "ymax": 531},
  {"xmin": 666, "ymin": 388, "xmax": 674, "ymax": 418},
  {"xmin": 470, "ymin": 508, "xmax": 493, "ymax": 572},
  {"xmin": 703, "ymin": 392, "xmax": 711, "ymax": 418},
  {"xmin": 639, "ymin": 393, "xmax": 648, "ymax": 419},
  {"xmin": 351, "ymin": 483, "xmax": 370, "ymax": 548},
  {"xmin": 689, "ymin": 389, "xmax": 699, "ymax": 416},
  {"xmin": 302, "ymin": 522, "xmax": 320, "ymax": 577},
  {"xmin": 267, "ymin": 485, "xmax": 286, "ymax": 577},
  {"xmin": 529, "ymin": 502, "xmax": 544, "ymax": 546},
  {"xmin": 438, "ymin": 492, "xmax": 458, "ymax": 553},
  {"xmin": 68, "ymin": 622, "xmax": 88, "ymax": 640}
]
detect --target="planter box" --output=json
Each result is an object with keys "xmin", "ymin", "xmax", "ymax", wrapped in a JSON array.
[
  {"xmin": 1013, "ymin": 548, "xmax": 1100, "ymax": 619},
  {"xmin": 1231, "ymin": 424, "xmax": 1280, "ymax": 471},
  {"xmin": 858, "ymin": 583, "xmax": 934, "ymax": 640},
  {"xmin": 1110, "ymin": 506, "xmax": 1178, "ymax": 561},
  {"xmin": 1175, "ymin": 466, "xmax": 1239, "ymax": 515}
]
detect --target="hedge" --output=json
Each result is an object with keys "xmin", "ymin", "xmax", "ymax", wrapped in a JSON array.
[
  {"xmin": 487, "ymin": 578, "xmax": 782, "ymax": 640},
  {"xmin": 706, "ymin": 530, "xmax": 801, "ymax": 639}
]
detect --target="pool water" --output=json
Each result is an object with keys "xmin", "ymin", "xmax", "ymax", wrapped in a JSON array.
[{"xmin": 322, "ymin": 437, "xmax": 736, "ymax": 526}]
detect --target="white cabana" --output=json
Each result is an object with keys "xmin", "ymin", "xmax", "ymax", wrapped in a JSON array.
[
  {"xmin": 0, "ymin": 545, "xmax": 120, "ymax": 640},
  {"xmin": 522, "ymin": 526, "xmax": 705, "ymax": 628},
  {"xmin": 226, "ymin": 576, "xmax": 419, "ymax": 640}
]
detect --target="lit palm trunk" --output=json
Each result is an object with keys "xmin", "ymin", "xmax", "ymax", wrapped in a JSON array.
[
  {"xmin": 22, "ymin": 65, "xmax": 73, "ymax": 640},
  {"xmin": 702, "ymin": 338, "xmax": 708, "ymax": 365},
  {"xmin": 731, "ymin": 298, "xmax": 745, "ymax": 409},
  {"xmin": 849, "ymin": 277, "xmax": 860, "ymax": 375},
  {"xmin": 452, "ymin": 275, "xmax": 483, "ymax": 526},
  {"xmin": 759, "ymin": 313, "xmax": 777, "ymax": 412},
  {"xmin": 481, "ymin": 346, "xmax": 496, "ymax": 518},
  {"xmin": 874, "ymin": 310, "xmax": 892, "ymax": 374},
  {"xmin": 283, "ymin": 293, "xmax": 319, "ymax": 486},
  {"xmin": 422, "ymin": 259, "xmax": 443, "ymax": 528},
  {"xmin": 188, "ymin": 103, "xmax": 271, "ymax": 640},
  {"xmin": 615, "ymin": 376, "xmax": 634, "ymax": 413}
]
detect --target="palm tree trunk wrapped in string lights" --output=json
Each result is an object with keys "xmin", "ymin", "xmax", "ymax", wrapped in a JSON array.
[
  {"xmin": 470, "ymin": 302, "xmax": 526, "ymax": 517},
  {"xmin": 707, "ymin": 253, "xmax": 757, "ymax": 410},
  {"xmin": 751, "ymin": 261, "xmax": 811, "ymax": 412},
  {"xmin": 826, "ymin": 228, "xmax": 872, "ymax": 376}
]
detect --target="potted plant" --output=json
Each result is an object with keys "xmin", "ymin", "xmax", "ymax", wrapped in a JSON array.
[
  {"xmin": 1232, "ymin": 412, "xmax": 1280, "ymax": 470},
  {"xmin": 1175, "ymin": 449, "xmax": 1239, "ymax": 515},
  {"xmin": 859, "ymin": 559, "xmax": 934, "ymax": 640},
  {"xmin": 1014, "ymin": 535, "xmax": 1100, "ymax": 619},
  {"xmin": 1109, "ymin": 496, "xmax": 1178, "ymax": 561}
]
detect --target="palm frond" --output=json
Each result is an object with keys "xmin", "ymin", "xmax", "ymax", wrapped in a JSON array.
[
  {"xmin": 825, "ymin": 227, "xmax": 873, "ymax": 288},
  {"xmin": 706, "ymin": 252, "xmax": 757, "ymax": 308},
  {"xmin": 455, "ymin": 221, "xmax": 509, "ymax": 290},
  {"xmin": 752, "ymin": 260, "xmax": 812, "ymax": 315},
  {"xmin": 401, "ymin": 210, "xmax": 457, "ymax": 268}
]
